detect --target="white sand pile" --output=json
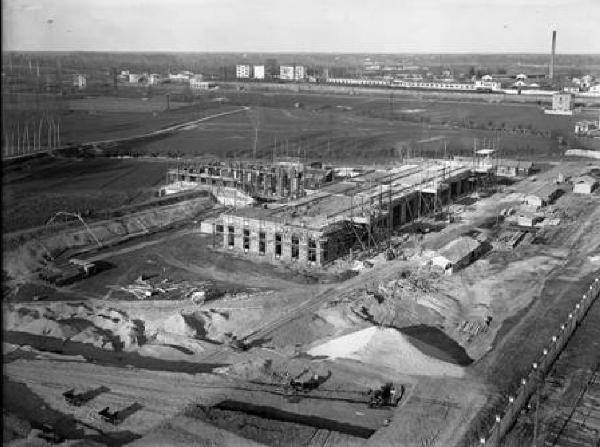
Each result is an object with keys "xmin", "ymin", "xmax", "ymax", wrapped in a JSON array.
[{"xmin": 308, "ymin": 326, "xmax": 465, "ymax": 378}]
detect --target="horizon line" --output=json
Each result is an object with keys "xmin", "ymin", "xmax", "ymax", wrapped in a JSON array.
[{"xmin": 3, "ymin": 50, "xmax": 600, "ymax": 56}]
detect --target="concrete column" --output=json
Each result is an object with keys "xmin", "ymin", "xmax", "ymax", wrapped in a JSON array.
[
  {"xmin": 235, "ymin": 226, "xmax": 245, "ymax": 253},
  {"xmin": 299, "ymin": 240, "xmax": 308, "ymax": 263},
  {"xmin": 316, "ymin": 243, "xmax": 322, "ymax": 265},
  {"xmin": 249, "ymin": 229, "xmax": 259, "ymax": 255},
  {"xmin": 280, "ymin": 234, "xmax": 291, "ymax": 261}
]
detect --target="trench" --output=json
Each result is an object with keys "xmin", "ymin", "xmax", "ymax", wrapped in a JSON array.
[
  {"xmin": 189, "ymin": 400, "xmax": 375, "ymax": 446},
  {"xmin": 4, "ymin": 331, "xmax": 228, "ymax": 374}
]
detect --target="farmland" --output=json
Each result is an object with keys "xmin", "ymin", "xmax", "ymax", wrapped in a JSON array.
[{"xmin": 2, "ymin": 157, "xmax": 171, "ymax": 232}]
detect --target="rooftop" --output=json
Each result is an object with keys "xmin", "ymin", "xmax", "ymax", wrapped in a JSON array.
[{"xmin": 436, "ymin": 236, "xmax": 481, "ymax": 265}]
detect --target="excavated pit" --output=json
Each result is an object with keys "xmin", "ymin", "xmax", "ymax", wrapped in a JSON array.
[{"xmin": 189, "ymin": 400, "xmax": 374, "ymax": 446}]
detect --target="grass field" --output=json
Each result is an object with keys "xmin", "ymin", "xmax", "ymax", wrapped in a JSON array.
[
  {"xmin": 67, "ymin": 96, "xmax": 191, "ymax": 113},
  {"xmin": 2, "ymin": 157, "xmax": 171, "ymax": 232},
  {"xmin": 133, "ymin": 99, "xmax": 567, "ymax": 161},
  {"xmin": 2, "ymin": 93, "xmax": 236, "ymax": 150}
]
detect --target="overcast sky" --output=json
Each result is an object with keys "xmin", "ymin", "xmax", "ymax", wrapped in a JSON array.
[{"xmin": 3, "ymin": 0, "xmax": 600, "ymax": 53}]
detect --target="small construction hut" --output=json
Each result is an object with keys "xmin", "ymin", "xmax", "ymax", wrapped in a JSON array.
[
  {"xmin": 572, "ymin": 175, "xmax": 598, "ymax": 194},
  {"xmin": 431, "ymin": 236, "xmax": 482, "ymax": 275}
]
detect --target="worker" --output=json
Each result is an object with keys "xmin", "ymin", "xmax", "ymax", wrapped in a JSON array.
[{"xmin": 389, "ymin": 385, "xmax": 396, "ymax": 403}]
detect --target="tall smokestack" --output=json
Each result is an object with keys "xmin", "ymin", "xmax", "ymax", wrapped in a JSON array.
[{"xmin": 550, "ymin": 30, "xmax": 556, "ymax": 80}]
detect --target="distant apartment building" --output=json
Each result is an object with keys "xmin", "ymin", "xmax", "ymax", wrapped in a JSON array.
[
  {"xmin": 72, "ymin": 74, "xmax": 86, "ymax": 90},
  {"xmin": 279, "ymin": 65, "xmax": 295, "ymax": 80},
  {"xmin": 294, "ymin": 65, "xmax": 305, "ymax": 80},
  {"xmin": 279, "ymin": 65, "xmax": 305, "ymax": 81},
  {"xmin": 253, "ymin": 65, "xmax": 265, "ymax": 79},
  {"xmin": 236, "ymin": 64, "xmax": 251, "ymax": 79}
]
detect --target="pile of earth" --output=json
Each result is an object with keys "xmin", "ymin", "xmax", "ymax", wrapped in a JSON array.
[
  {"xmin": 2, "ymin": 197, "xmax": 212, "ymax": 281},
  {"xmin": 307, "ymin": 326, "xmax": 466, "ymax": 378},
  {"xmin": 3, "ymin": 301, "xmax": 259, "ymax": 358}
]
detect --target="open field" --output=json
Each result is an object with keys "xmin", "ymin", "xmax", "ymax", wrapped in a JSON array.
[
  {"xmin": 2, "ymin": 157, "xmax": 172, "ymax": 232},
  {"xmin": 2, "ymin": 93, "xmax": 237, "ymax": 151}
]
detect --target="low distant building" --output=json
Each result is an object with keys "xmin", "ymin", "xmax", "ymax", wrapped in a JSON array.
[
  {"xmin": 475, "ymin": 80, "xmax": 502, "ymax": 91},
  {"xmin": 496, "ymin": 159, "xmax": 533, "ymax": 178},
  {"xmin": 128, "ymin": 73, "xmax": 142, "ymax": 83},
  {"xmin": 575, "ymin": 120, "xmax": 599, "ymax": 136},
  {"xmin": 168, "ymin": 72, "xmax": 193, "ymax": 82},
  {"xmin": 572, "ymin": 175, "xmax": 598, "ymax": 194},
  {"xmin": 481, "ymin": 74, "xmax": 493, "ymax": 81},
  {"xmin": 589, "ymin": 84, "xmax": 600, "ymax": 95},
  {"xmin": 236, "ymin": 64, "xmax": 251, "ymax": 79},
  {"xmin": 516, "ymin": 212, "xmax": 542, "ymax": 227},
  {"xmin": 581, "ymin": 75, "xmax": 594, "ymax": 89},
  {"xmin": 525, "ymin": 185, "xmax": 563, "ymax": 208},
  {"xmin": 516, "ymin": 73, "xmax": 528, "ymax": 80},
  {"xmin": 148, "ymin": 73, "xmax": 162, "ymax": 85},
  {"xmin": 72, "ymin": 74, "xmax": 86, "ymax": 90},
  {"xmin": 544, "ymin": 93, "xmax": 574, "ymax": 116},
  {"xmin": 190, "ymin": 79, "xmax": 217, "ymax": 90},
  {"xmin": 431, "ymin": 236, "xmax": 483, "ymax": 275},
  {"xmin": 253, "ymin": 65, "xmax": 265, "ymax": 79}
]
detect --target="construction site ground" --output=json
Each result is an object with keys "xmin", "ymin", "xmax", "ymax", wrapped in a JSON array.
[{"xmin": 3, "ymin": 159, "xmax": 600, "ymax": 446}]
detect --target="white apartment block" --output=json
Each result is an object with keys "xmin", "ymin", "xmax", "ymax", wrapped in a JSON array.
[
  {"xmin": 294, "ymin": 65, "xmax": 305, "ymax": 80},
  {"xmin": 253, "ymin": 65, "xmax": 265, "ymax": 79},
  {"xmin": 236, "ymin": 64, "xmax": 251, "ymax": 79},
  {"xmin": 280, "ymin": 65, "xmax": 295, "ymax": 80},
  {"xmin": 280, "ymin": 65, "xmax": 304, "ymax": 81}
]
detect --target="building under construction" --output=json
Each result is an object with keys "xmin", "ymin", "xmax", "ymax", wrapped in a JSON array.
[
  {"xmin": 200, "ymin": 158, "xmax": 492, "ymax": 266},
  {"xmin": 167, "ymin": 158, "xmax": 333, "ymax": 201}
]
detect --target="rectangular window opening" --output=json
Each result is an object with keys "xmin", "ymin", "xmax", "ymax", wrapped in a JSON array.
[
  {"xmin": 227, "ymin": 226, "xmax": 235, "ymax": 247},
  {"xmin": 291, "ymin": 235, "xmax": 299, "ymax": 259},
  {"xmin": 275, "ymin": 233, "xmax": 282, "ymax": 257},
  {"xmin": 259, "ymin": 232, "xmax": 266, "ymax": 255},
  {"xmin": 243, "ymin": 229, "xmax": 250, "ymax": 251},
  {"xmin": 308, "ymin": 238, "xmax": 317, "ymax": 262}
]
